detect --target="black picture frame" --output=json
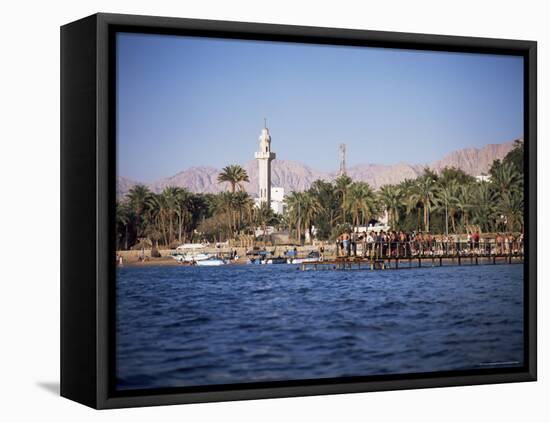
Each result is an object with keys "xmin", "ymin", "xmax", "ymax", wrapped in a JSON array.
[{"xmin": 60, "ymin": 12, "xmax": 537, "ymax": 409}]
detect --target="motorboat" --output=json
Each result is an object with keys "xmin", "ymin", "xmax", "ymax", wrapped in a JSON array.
[
  {"xmin": 288, "ymin": 251, "xmax": 320, "ymax": 264},
  {"xmin": 195, "ymin": 256, "xmax": 227, "ymax": 266},
  {"xmin": 175, "ymin": 243, "xmax": 206, "ymax": 251},
  {"xmin": 172, "ymin": 252, "xmax": 210, "ymax": 263},
  {"xmin": 246, "ymin": 249, "xmax": 270, "ymax": 265},
  {"xmin": 266, "ymin": 257, "xmax": 288, "ymax": 264},
  {"xmin": 173, "ymin": 243, "xmax": 211, "ymax": 263}
]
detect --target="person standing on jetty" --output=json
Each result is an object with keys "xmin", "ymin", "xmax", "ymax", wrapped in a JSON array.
[
  {"xmin": 454, "ymin": 233, "xmax": 460, "ymax": 255},
  {"xmin": 426, "ymin": 232, "xmax": 434, "ymax": 255},
  {"xmin": 398, "ymin": 231, "xmax": 407, "ymax": 257},
  {"xmin": 340, "ymin": 231, "xmax": 351, "ymax": 257},
  {"xmin": 361, "ymin": 230, "xmax": 368, "ymax": 258},
  {"xmin": 368, "ymin": 231, "xmax": 375, "ymax": 258},
  {"xmin": 472, "ymin": 230, "xmax": 480, "ymax": 252},
  {"xmin": 351, "ymin": 229, "xmax": 358, "ymax": 256}
]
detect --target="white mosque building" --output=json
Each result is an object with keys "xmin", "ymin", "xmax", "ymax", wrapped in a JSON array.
[{"xmin": 254, "ymin": 122, "xmax": 285, "ymax": 215}]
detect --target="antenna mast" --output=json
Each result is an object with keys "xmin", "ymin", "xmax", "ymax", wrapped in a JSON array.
[{"xmin": 339, "ymin": 143, "xmax": 347, "ymax": 177}]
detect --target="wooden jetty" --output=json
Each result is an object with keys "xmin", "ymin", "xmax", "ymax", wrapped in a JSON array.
[{"xmin": 300, "ymin": 253, "xmax": 524, "ymax": 271}]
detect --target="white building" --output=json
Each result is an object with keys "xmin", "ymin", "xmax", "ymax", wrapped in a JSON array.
[
  {"xmin": 254, "ymin": 123, "xmax": 276, "ymax": 205},
  {"xmin": 253, "ymin": 187, "xmax": 286, "ymax": 214},
  {"xmin": 253, "ymin": 122, "xmax": 285, "ymax": 215},
  {"xmin": 270, "ymin": 187, "xmax": 286, "ymax": 215}
]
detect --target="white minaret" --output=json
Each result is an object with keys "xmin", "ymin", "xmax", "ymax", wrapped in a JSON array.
[{"xmin": 254, "ymin": 119, "xmax": 276, "ymax": 205}]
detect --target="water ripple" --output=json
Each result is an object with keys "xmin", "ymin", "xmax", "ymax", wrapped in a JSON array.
[{"xmin": 116, "ymin": 264, "xmax": 524, "ymax": 390}]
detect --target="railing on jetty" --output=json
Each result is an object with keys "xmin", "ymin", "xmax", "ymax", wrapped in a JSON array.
[{"xmin": 301, "ymin": 240, "xmax": 524, "ymax": 271}]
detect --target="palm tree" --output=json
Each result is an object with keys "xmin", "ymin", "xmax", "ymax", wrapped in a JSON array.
[
  {"xmin": 173, "ymin": 187, "xmax": 192, "ymax": 243},
  {"xmin": 334, "ymin": 174, "xmax": 352, "ymax": 223},
  {"xmin": 439, "ymin": 166, "xmax": 475, "ymax": 186},
  {"xmin": 217, "ymin": 164, "xmax": 250, "ymax": 193},
  {"xmin": 233, "ymin": 191, "xmax": 255, "ymax": 233},
  {"xmin": 378, "ymin": 184, "xmax": 402, "ymax": 230},
  {"xmin": 286, "ymin": 192, "xmax": 322, "ymax": 243},
  {"xmin": 285, "ymin": 192, "xmax": 321, "ymax": 244},
  {"xmin": 307, "ymin": 179, "xmax": 340, "ymax": 240},
  {"xmin": 490, "ymin": 160, "xmax": 520, "ymax": 195},
  {"xmin": 254, "ymin": 202, "xmax": 278, "ymax": 241},
  {"xmin": 143, "ymin": 193, "xmax": 166, "ymax": 245},
  {"xmin": 410, "ymin": 175, "xmax": 437, "ymax": 232},
  {"xmin": 116, "ymin": 200, "xmax": 132, "ymax": 250},
  {"xmin": 344, "ymin": 182, "xmax": 377, "ymax": 229},
  {"xmin": 471, "ymin": 182, "xmax": 496, "ymax": 232},
  {"xmin": 435, "ymin": 181, "xmax": 459, "ymax": 235},
  {"xmin": 160, "ymin": 186, "xmax": 183, "ymax": 244},
  {"xmin": 299, "ymin": 192, "xmax": 322, "ymax": 244},
  {"xmin": 285, "ymin": 192, "xmax": 303, "ymax": 243},
  {"xmin": 503, "ymin": 139, "xmax": 524, "ymax": 173},
  {"xmin": 456, "ymin": 184, "xmax": 474, "ymax": 230},
  {"xmin": 497, "ymin": 190, "xmax": 524, "ymax": 232},
  {"xmin": 126, "ymin": 184, "xmax": 153, "ymax": 238},
  {"xmin": 215, "ymin": 192, "xmax": 237, "ymax": 238}
]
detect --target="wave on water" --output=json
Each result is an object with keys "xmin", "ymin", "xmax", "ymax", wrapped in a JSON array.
[{"xmin": 116, "ymin": 264, "xmax": 524, "ymax": 390}]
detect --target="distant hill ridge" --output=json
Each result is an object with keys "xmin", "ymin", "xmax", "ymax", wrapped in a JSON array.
[{"xmin": 118, "ymin": 140, "xmax": 517, "ymax": 198}]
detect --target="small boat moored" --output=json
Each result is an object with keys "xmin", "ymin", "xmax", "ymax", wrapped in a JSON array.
[
  {"xmin": 266, "ymin": 257, "xmax": 288, "ymax": 264},
  {"xmin": 172, "ymin": 252, "xmax": 210, "ymax": 263},
  {"xmin": 195, "ymin": 256, "xmax": 227, "ymax": 266},
  {"xmin": 288, "ymin": 250, "xmax": 321, "ymax": 264}
]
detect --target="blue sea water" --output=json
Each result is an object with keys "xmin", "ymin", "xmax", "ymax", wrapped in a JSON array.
[{"xmin": 116, "ymin": 264, "xmax": 524, "ymax": 390}]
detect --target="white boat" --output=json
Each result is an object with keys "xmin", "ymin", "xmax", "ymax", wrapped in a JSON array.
[
  {"xmin": 288, "ymin": 257, "xmax": 319, "ymax": 264},
  {"xmin": 195, "ymin": 256, "xmax": 227, "ymax": 266},
  {"xmin": 173, "ymin": 243, "xmax": 211, "ymax": 262},
  {"xmin": 176, "ymin": 243, "xmax": 206, "ymax": 251},
  {"xmin": 172, "ymin": 252, "xmax": 210, "ymax": 263},
  {"xmin": 265, "ymin": 257, "xmax": 288, "ymax": 264},
  {"xmin": 287, "ymin": 251, "xmax": 321, "ymax": 264}
]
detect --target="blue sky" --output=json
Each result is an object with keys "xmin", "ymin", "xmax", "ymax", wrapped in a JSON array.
[{"xmin": 117, "ymin": 32, "xmax": 524, "ymax": 182}]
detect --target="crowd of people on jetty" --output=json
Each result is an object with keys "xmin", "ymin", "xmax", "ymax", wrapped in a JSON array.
[{"xmin": 335, "ymin": 229, "xmax": 524, "ymax": 258}]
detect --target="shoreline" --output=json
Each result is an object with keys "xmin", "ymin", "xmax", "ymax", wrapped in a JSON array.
[
  {"xmin": 117, "ymin": 250, "xmax": 524, "ymax": 268},
  {"xmin": 116, "ymin": 233, "xmax": 524, "ymax": 267}
]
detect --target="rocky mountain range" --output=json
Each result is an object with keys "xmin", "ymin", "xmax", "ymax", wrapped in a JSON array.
[{"xmin": 118, "ymin": 140, "xmax": 517, "ymax": 198}]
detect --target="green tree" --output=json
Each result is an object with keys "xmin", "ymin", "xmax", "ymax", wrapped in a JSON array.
[
  {"xmin": 160, "ymin": 186, "xmax": 183, "ymax": 245},
  {"xmin": 407, "ymin": 173, "xmax": 437, "ymax": 232},
  {"xmin": 378, "ymin": 184, "xmax": 403, "ymax": 230},
  {"xmin": 299, "ymin": 192, "xmax": 322, "ymax": 244},
  {"xmin": 215, "ymin": 192, "xmax": 238, "ymax": 238},
  {"xmin": 434, "ymin": 180, "xmax": 460, "ymax": 235},
  {"xmin": 503, "ymin": 139, "xmax": 524, "ymax": 174},
  {"xmin": 126, "ymin": 184, "xmax": 153, "ymax": 238},
  {"xmin": 334, "ymin": 174, "xmax": 352, "ymax": 223},
  {"xmin": 115, "ymin": 200, "xmax": 132, "ymax": 250},
  {"xmin": 456, "ymin": 184, "xmax": 474, "ymax": 230},
  {"xmin": 254, "ymin": 202, "xmax": 278, "ymax": 241},
  {"xmin": 439, "ymin": 166, "xmax": 476, "ymax": 186},
  {"xmin": 217, "ymin": 164, "xmax": 250, "ymax": 193},
  {"xmin": 173, "ymin": 187, "xmax": 193, "ymax": 243},
  {"xmin": 497, "ymin": 190, "xmax": 524, "ymax": 232},
  {"xmin": 233, "ymin": 191, "xmax": 255, "ymax": 233},
  {"xmin": 490, "ymin": 160, "xmax": 520, "ymax": 196},
  {"xmin": 285, "ymin": 191, "xmax": 321, "ymax": 244},
  {"xmin": 345, "ymin": 182, "xmax": 377, "ymax": 229},
  {"xmin": 471, "ymin": 182, "xmax": 496, "ymax": 232},
  {"xmin": 285, "ymin": 192, "xmax": 303, "ymax": 243},
  {"xmin": 308, "ymin": 179, "xmax": 340, "ymax": 240}
]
